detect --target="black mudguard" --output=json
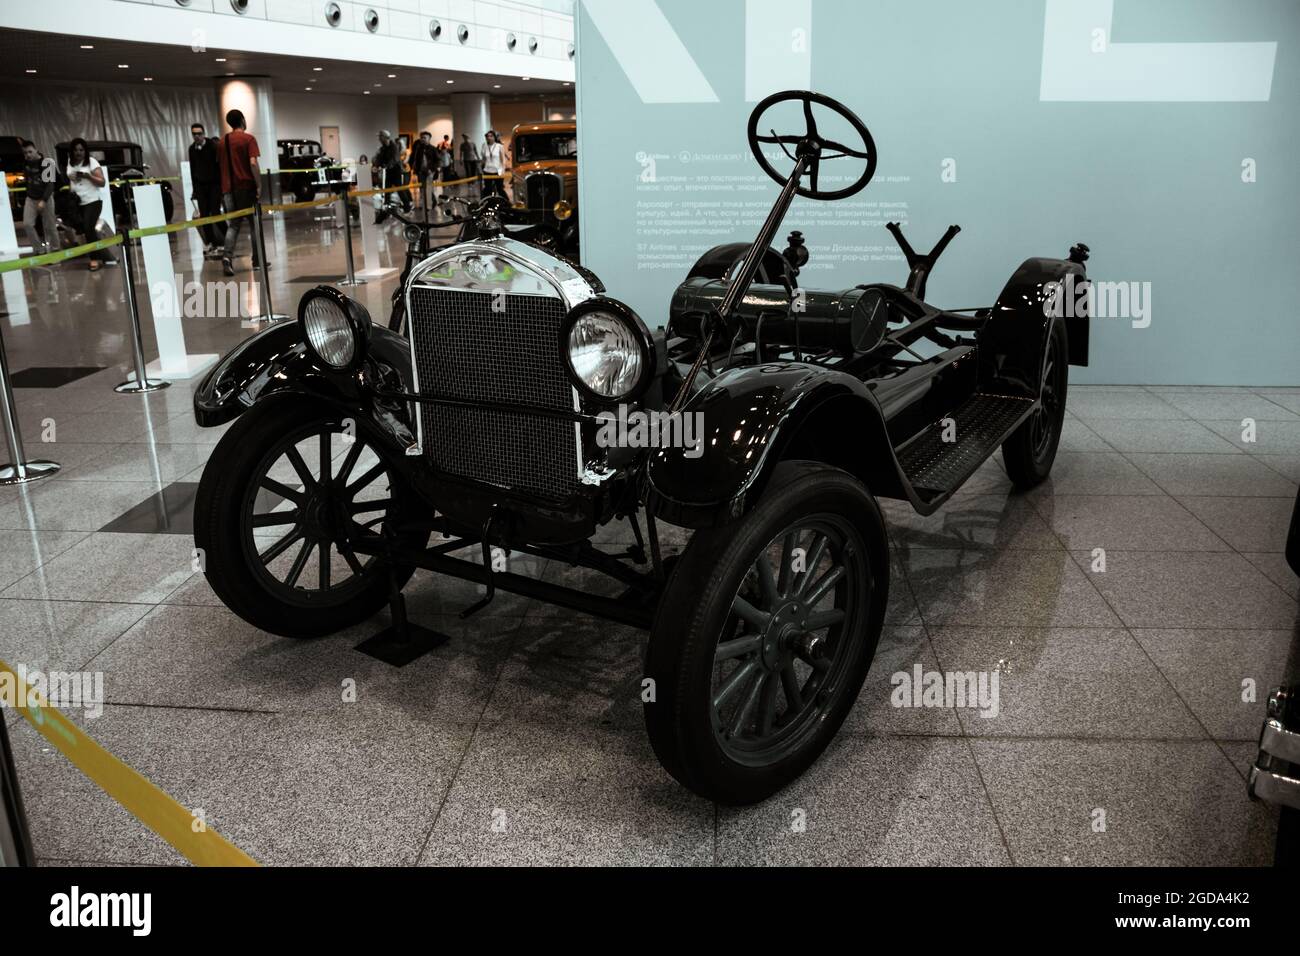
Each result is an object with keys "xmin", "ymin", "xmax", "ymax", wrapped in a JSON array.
[
  {"xmin": 192, "ymin": 321, "xmax": 417, "ymax": 452},
  {"xmin": 646, "ymin": 363, "xmax": 909, "ymax": 528},
  {"xmin": 980, "ymin": 257, "xmax": 1087, "ymax": 395}
]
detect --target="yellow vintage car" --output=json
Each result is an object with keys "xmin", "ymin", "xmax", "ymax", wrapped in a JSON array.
[{"xmin": 509, "ymin": 120, "xmax": 578, "ymax": 254}]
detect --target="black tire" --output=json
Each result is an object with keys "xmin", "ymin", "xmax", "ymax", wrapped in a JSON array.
[
  {"xmin": 644, "ymin": 461, "xmax": 889, "ymax": 804},
  {"xmin": 1002, "ymin": 319, "xmax": 1068, "ymax": 489},
  {"xmin": 194, "ymin": 398, "xmax": 426, "ymax": 638},
  {"xmin": 293, "ymin": 180, "xmax": 315, "ymax": 204}
]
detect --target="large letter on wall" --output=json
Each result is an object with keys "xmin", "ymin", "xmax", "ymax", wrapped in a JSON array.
[
  {"xmin": 582, "ymin": 0, "xmax": 718, "ymax": 103},
  {"xmin": 1040, "ymin": 0, "xmax": 1276, "ymax": 102}
]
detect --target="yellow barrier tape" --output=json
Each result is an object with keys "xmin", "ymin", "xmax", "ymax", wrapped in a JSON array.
[
  {"xmin": 0, "ymin": 658, "xmax": 258, "ymax": 867},
  {"xmin": 128, "ymin": 206, "xmax": 253, "ymax": 239},
  {"xmin": 262, "ymin": 194, "xmax": 340, "ymax": 213},
  {"xmin": 350, "ymin": 173, "xmax": 505, "ymax": 199},
  {"xmin": 0, "ymin": 234, "xmax": 124, "ymax": 274},
  {"xmin": 10, "ymin": 175, "xmax": 181, "ymax": 196}
]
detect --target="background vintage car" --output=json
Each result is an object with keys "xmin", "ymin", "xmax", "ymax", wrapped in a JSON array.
[
  {"xmin": 1, "ymin": 135, "xmax": 27, "ymax": 222},
  {"xmin": 509, "ymin": 120, "xmax": 577, "ymax": 247},
  {"xmin": 276, "ymin": 138, "xmax": 343, "ymax": 203},
  {"xmin": 53, "ymin": 139, "xmax": 174, "ymax": 227}
]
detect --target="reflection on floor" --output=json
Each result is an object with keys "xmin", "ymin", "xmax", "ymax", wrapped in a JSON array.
[{"xmin": 1, "ymin": 212, "xmax": 1297, "ymax": 865}]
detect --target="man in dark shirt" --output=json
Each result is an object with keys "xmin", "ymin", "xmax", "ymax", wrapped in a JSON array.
[
  {"xmin": 187, "ymin": 122, "xmax": 226, "ymax": 257},
  {"xmin": 18, "ymin": 139, "xmax": 60, "ymax": 254},
  {"xmin": 371, "ymin": 130, "xmax": 410, "ymax": 222},
  {"xmin": 217, "ymin": 108, "xmax": 263, "ymax": 276},
  {"xmin": 408, "ymin": 131, "xmax": 437, "ymax": 218}
]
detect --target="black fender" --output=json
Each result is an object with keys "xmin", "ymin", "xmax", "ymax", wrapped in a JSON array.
[
  {"xmin": 645, "ymin": 363, "xmax": 909, "ymax": 528},
  {"xmin": 980, "ymin": 257, "xmax": 1086, "ymax": 396},
  {"xmin": 686, "ymin": 242, "xmax": 792, "ymax": 285},
  {"xmin": 193, "ymin": 321, "xmax": 417, "ymax": 452}
]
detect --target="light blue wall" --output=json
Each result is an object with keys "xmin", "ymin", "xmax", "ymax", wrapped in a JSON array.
[{"xmin": 575, "ymin": 0, "xmax": 1299, "ymax": 385}]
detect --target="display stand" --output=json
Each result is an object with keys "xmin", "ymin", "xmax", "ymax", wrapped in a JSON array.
[
  {"xmin": 0, "ymin": 179, "xmax": 30, "ymax": 327},
  {"xmin": 129, "ymin": 183, "xmax": 217, "ymax": 381},
  {"xmin": 178, "ymin": 160, "xmax": 204, "ymax": 271},
  {"xmin": 354, "ymin": 167, "xmax": 396, "ymax": 281},
  {"xmin": 0, "ymin": 322, "xmax": 59, "ymax": 484}
]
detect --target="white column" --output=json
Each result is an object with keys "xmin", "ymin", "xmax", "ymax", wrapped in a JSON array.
[{"xmin": 451, "ymin": 92, "xmax": 492, "ymax": 151}]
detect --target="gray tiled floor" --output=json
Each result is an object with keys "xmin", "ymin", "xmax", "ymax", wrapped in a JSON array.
[{"xmin": 1, "ymin": 216, "xmax": 1295, "ymax": 865}]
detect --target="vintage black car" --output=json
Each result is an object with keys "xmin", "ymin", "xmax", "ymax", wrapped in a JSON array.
[
  {"xmin": 53, "ymin": 140, "xmax": 175, "ymax": 226},
  {"xmin": 1, "ymin": 135, "xmax": 27, "ymax": 221},
  {"xmin": 192, "ymin": 91, "xmax": 1090, "ymax": 804},
  {"xmin": 276, "ymin": 139, "xmax": 343, "ymax": 204}
]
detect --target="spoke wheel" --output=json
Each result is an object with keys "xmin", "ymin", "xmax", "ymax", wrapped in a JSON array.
[
  {"xmin": 1001, "ymin": 320, "xmax": 1069, "ymax": 490},
  {"xmin": 241, "ymin": 419, "xmax": 395, "ymax": 606},
  {"xmin": 195, "ymin": 399, "xmax": 427, "ymax": 639},
  {"xmin": 710, "ymin": 516, "xmax": 868, "ymax": 767},
  {"xmin": 644, "ymin": 461, "xmax": 889, "ymax": 804}
]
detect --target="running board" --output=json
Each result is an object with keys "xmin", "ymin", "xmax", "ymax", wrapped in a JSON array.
[{"xmin": 895, "ymin": 393, "xmax": 1035, "ymax": 500}]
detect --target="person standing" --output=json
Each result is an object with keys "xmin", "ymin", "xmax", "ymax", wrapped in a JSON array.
[
  {"xmin": 64, "ymin": 137, "xmax": 115, "ymax": 271},
  {"xmin": 18, "ymin": 139, "xmax": 60, "ymax": 255},
  {"xmin": 187, "ymin": 122, "xmax": 226, "ymax": 258},
  {"xmin": 437, "ymin": 134, "xmax": 454, "ymax": 185},
  {"xmin": 217, "ymin": 109, "xmax": 264, "ymax": 277},
  {"xmin": 408, "ymin": 131, "xmax": 436, "ymax": 217},
  {"xmin": 480, "ymin": 130, "xmax": 507, "ymax": 198},
  {"xmin": 371, "ymin": 130, "xmax": 410, "ymax": 222},
  {"xmin": 459, "ymin": 133, "xmax": 479, "ymax": 181}
]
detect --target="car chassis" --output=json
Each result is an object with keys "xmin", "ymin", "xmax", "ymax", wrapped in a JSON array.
[{"xmin": 193, "ymin": 91, "xmax": 1091, "ymax": 803}]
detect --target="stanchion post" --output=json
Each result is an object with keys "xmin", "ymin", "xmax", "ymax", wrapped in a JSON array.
[
  {"xmin": 338, "ymin": 179, "xmax": 365, "ymax": 287},
  {"xmin": 0, "ymin": 323, "xmax": 60, "ymax": 484},
  {"xmin": 249, "ymin": 199, "xmax": 288, "ymax": 323},
  {"xmin": 114, "ymin": 222, "xmax": 169, "ymax": 394}
]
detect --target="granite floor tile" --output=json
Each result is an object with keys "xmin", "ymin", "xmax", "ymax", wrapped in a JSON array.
[
  {"xmin": 2, "ymin": 532, "xmax": 196, "ymax": 604},
  {"xmin": 1126, "ymin": 453, "xmax": 1297, "ymax": 497},
  {"xmin": 1175, "ymin": 496, "xmax": 1295, "ymax": 553}
]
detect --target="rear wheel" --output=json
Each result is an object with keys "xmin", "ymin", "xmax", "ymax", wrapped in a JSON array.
[
  {"xmin": 195, "ymin": 400, "xmax": 428, "ymax": 638},
  {"xmin": 1002, "ymin": 319, "xmax": 1068, "ymax": 489},
  {"xmin": 644, "ymin": 461, "xmax": 889, "ymax": 804}
]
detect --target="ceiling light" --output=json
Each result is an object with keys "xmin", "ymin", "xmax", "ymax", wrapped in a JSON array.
[
  {"xmin": 387, "ymin": 73, "xmax": 396, "ymax": 78},
  {"xmin": 492, "ymin": 84, "xmax": 501, "ymax": 89},
  {"xmin": 562, "ymin": 82, "xmax": 571, "ymax": 86},
  {"xmin": 304, "ymin": 87, "xmax": 312, "ymax": 91},
  {"xmin": 144, "ymin": 77, "xmax": 154, "ymax": 82},
  {"xmin": 313, "ymin": 67, "xmax": 323, "ymax": 71},
  {"xmin": 118, "ymin": 64, "xmax": 129, "ymax": 69},
  {"xmin": 373, "ymin": 83, "xmax": 381, "ymax": 87},
  {"xmin": 446, "ymin": 79, "xmax": 454, "ymax": 84},
  {"xmin": 25, "ymin": 69, "xmax": 36, "ymax": 74},
  {"xmin": 80, "ymin": 44, "xmax": 94, "ymax": 50},
  {"xmin": 521, "ymin": 76, "xmax": 530, "ymax": 81},
  {"xmin": 215, "ymin": 57, "xmax": 227, "ymax": 62},
  {"xmin": 363, "ymin": 90, "xmax": 371, "ymax": 95}
]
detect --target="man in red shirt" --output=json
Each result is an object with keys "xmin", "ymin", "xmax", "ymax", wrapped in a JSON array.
[{"xmin": 217, "ymin": 108, "xmax": 264, "ymax": 277}]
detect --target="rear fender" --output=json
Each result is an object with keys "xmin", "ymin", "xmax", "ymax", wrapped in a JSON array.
[
  {"xmin": 645, "ymin": 363, "xmax": 909, "ymax": 528},
  {"xmin": 980, "ymin": 257, "xmax": 1085, "ymax": 396}
]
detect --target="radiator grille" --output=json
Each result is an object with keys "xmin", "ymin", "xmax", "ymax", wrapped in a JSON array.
[
  {"xmin": 409, "ymin": 286, "xmax": 580, "ymax": 501},
  {"xmin": 526, "ymin": 172, "xmax": 561, "ymax": 211}
]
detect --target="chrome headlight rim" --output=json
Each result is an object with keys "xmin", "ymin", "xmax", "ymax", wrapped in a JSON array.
[
  {"xmin": 297, "ymin": 285, "xmax": 371, "ymax": 372},
  {"xmin": 560, "ymin": 296, "xmax": 654, "ymax": 405}
]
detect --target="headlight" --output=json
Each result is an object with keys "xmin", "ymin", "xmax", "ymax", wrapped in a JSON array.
[
  {"xmin": 561, "ymin": 297, "xmax": 653, "ymax": 403},
  {"xmin": 298, "ymin": 286, "xmax": 371, "ymax": 370},
  {"xmin": 552, "ymin": 200, "xmax": 573, "ymax": 220}
]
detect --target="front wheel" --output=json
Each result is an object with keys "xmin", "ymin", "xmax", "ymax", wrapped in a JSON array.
[
  {"xmin": 194, "ymin": 399, "xmax": 428, "ymax": 638},
  {"xmin": 644, "ymin": 461, "xmax": 889, "ymax": 804}
]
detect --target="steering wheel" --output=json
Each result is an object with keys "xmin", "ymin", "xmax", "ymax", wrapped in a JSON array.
[{"xmin": 747, "ymin": 90, "xmax": 877, "ymax": 201}]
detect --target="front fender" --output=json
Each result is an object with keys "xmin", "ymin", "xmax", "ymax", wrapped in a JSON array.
[
  {"xmin": 193, "ymin": 322, "xmax": 415, "ymax": 444},
  {"xmin": 645, "ymin": 363, "xmax": 907, "ymax": 528}
]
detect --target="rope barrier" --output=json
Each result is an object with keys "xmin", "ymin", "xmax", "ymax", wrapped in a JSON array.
[
  {"xmin": 127, "ymin": 206, "xmax": 253, "ymax": 240},
  {"xmin": 262, "ymin": 194, "xmax": 340, "ymax": 213},
  {"xmin": 0, "ymin": 234, "xmax": 124, "ymax": 274},
  {"xmin": 0, "ymin": 657, "xmax": 258, "ymax": 866},
  {"xmin": 8, "ymin": 175, "xmax": 181, "ymax": 195}
]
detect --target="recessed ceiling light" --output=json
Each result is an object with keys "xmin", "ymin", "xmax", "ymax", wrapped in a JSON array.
[
  {"xmin": 313, "ymin": 67, "xmax": 323, "ymax": 71},
  {"xmin": 373, "ymin": 83, "xmax": 381, "ymax": 87},
  {"xmin": 215, "ymin": 57, "xmax": 226, "ymax": 62},
  {"xmin": 492, "ymin": 84, "xmax": 501, "ymax": 89},
  {"xmin": 521, "ymin": 76, "xmax": 530, "ymax": 81},
  {"xmin": 118, "ymin": 64, "xmax": 129, "ymax": 69},
  {"xmin": 363, "ymin": 90, "xmax": 371, "ymax": 95},
  {"xmin": 25, "ymin": 69, "xmax": 36, "ymax": 74},
  {"xmin": 427, "ymin": 87, "xmax": 433, "ymax": 91},
  {"xmin": 80, "ymin": 44, "xmax": 94, "ymax": 50},
  {"xmin": 304, "ymin": 87, "xmax": 312, "ymax": 91},
  {"xmin": 387, "ymin": 73, "xmax": 396, "ymax": 78},
  {"xmin": 143, "ymin": 77, "xmax": 153, "ymax": 82},
  {"xmin": 446, "ymin": 79, "xmax": 454, "ymax": 84},
  {"xmin": 562, "ymin": 82, "xmax": 571, "ymax": 86}
]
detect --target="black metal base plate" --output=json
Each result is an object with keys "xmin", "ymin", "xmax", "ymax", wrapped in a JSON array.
[{"xmin": 354, "ymin": 622, "xmax": 451, "ymax": 666}]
